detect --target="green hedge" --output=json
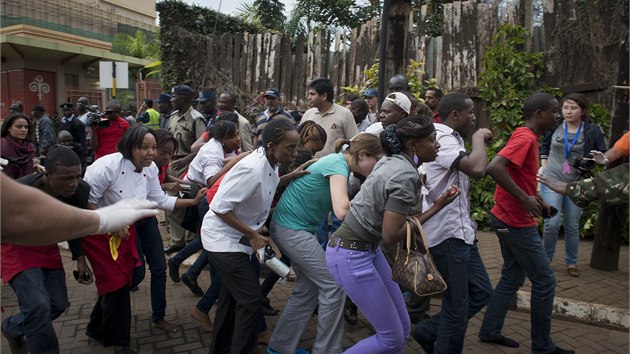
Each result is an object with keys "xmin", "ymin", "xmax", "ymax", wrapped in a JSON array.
[{"xmin": 156, "ymin": 0, "xmax": 262, "ymax": 90}]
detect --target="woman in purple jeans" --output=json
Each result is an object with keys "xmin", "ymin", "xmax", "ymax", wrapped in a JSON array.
[{"xmin": 326, "ymin": 116, "xmax": 458, "ymax": 353}]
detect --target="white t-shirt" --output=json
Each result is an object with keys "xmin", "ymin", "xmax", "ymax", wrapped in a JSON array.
[
  {"xmin": 201, "ymin": 148, "xmax": 279, "ymax": 254},
  {"xmin": 186, "ymin": 138, "xmax": 236, "ymax": 186}
]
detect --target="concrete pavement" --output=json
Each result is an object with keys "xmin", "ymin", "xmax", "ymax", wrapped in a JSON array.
[{"xmin": 2, "ymin": 230, "xmax": 628, "ymax": 353}]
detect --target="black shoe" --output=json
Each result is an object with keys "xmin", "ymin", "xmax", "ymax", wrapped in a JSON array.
[
  {"xmin": 549, "ymin": 347, "xmax": 575, "ymax": 354},
  {"xmin": 262, "ymin": 297, "xmax": 279, "ymax": 316},
  {"xmin": 344, "ymin": 304, "xmax": 358, "ymax": 325},
  {"xmin": 480, "ymin": 335, "xmax": 520, "ymax": 348},
  {"xmin": 181, "ymin": 273, "xmax": 204, "ymax": 297},
  {"xmin": 1, "ymin": 328, "xmax": 27, "ymax": 354},
  {"xmin": 114, "ymin": 346, "xmax": 137, "ymax": 354},
  {"xmin": 411, "ymin": 324, "xmax": 434, "ymax": 354},
  {"xmin": 168, "ymin": 258, "xmax": 180, "ymax": 283},
  {"xmin": 163, "ymin": 244, "xmax": 184, "ymax": 255},
  {"xmin": 85, "ymin": 328, "xmax": 104, "ymax": 345}
]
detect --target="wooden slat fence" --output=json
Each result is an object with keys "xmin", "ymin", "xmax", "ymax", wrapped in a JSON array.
[{"xmin": 167, "ymin": 0, "xmax": 625, "ymax": 111}]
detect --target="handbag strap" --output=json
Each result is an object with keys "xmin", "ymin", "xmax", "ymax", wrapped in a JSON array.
[{"xmin": 409, "ymin": 216, "xmax": 431, "ymax": 255}]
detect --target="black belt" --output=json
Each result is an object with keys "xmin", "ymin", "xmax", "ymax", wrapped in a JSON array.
[{"xmin": 329, "ymin": 236, "xmax": 377, "ymax": 252}]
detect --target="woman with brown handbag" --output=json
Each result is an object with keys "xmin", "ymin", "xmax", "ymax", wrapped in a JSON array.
[{"xmin": 325, "ymin": 116, "xmax": 459, "ymax": 354}]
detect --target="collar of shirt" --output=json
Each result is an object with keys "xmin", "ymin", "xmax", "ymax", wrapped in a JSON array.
[
  {"xmin": 316, "ymin": 103, "xmax": 336, "ymax": 116},
  {"xmin": 62, "ymin": 115, "xmax": 75, "ymax": 123},
  {"xmin": 434, "ymin": 123, "xmax": 464, "ymax": 144}
]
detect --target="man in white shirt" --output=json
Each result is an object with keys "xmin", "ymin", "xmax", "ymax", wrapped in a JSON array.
[
  {"xmin": 301, "ymin": 78, "xmax": 359, "ymax": 157},
  {"xmin": 411, "ymin": 92, "xmax": 495, "ymax": 354}
]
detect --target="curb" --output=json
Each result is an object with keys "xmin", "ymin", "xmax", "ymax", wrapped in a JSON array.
[{"xmin": 516, "ymin": 290, "xmax": 629, "ymax": 330}]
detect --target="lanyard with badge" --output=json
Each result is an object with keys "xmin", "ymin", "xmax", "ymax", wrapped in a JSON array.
[{"xmin": 563, "ymin": 121, "xmax": 582, "ymax": 174}]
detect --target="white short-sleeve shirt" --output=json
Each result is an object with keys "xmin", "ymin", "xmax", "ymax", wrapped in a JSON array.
[
  {"xmin": 201, "ymin": 147, "xmax": 279, "ymax": 254},
  {"xmin": 186, "ymin": 138, "xmax": 236, "ymax": 186},
  {"xmin": 84, "ymin": 152, "xmax": 177, "ymax": 211}
]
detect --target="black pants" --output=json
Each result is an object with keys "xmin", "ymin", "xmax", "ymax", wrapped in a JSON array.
[
  {"xmin": 208, "ymin": 251, "xmax": 263, "ymax": 354},
  {"xmin": 87, "ymin": 285, "xmax": 131, "ymax": 347}
]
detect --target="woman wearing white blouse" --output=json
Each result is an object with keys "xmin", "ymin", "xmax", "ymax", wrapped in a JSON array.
[
  {"xmin": 202, "ymin": 119, "xmax": 303, "ymax": 354},
  {"xmin": 82, "ymin": 125, "xmax": 204, "ymax": 354}
]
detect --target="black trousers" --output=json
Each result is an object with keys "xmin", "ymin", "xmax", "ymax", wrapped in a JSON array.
[
  {"xmin": 86, "ymin": 285, "xmax": 131, "ymax": 347},
  {"xmin": 208, "ymin": 251, "xmax": 263, "ymax": 354}
]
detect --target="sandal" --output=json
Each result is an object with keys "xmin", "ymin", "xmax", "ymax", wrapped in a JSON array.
[
  {"xmin": 567, "ymin": 266, "xmax": 580, "ymax": 277},
  {"xmin": 152, "ymin": 319, "xmax": 178, "ymax": 333}
]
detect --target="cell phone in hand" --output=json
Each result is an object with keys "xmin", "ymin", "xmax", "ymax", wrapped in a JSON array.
[{"xmin": 73, "ymin": 270, "xmax": 91, "ymax": 282}]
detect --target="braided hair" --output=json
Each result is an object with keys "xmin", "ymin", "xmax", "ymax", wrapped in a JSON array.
[{"xmin": 380, "ymin": 115, "xmax": 434, "ymax": 156}]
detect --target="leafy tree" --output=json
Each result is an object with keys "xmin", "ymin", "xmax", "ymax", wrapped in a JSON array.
[
  {"xmin": 236, "ymin": 0, "xmax": 286, "ymax": 32},
  {"xmin": 111, "ymin": 30, "xmax": 159, "ymax": 59},
  {"xmin": 471, "ymin": 24, "xmax": 561, "ymax": 229},
  {"xmin": 286, "ymin": 0, "xmax": 381, "ymax": 37}
]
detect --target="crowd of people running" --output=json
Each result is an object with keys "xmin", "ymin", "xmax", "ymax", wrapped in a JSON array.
[{"xmin": 2, "ymin": 73, "xmax": 623, "ymax": 354}]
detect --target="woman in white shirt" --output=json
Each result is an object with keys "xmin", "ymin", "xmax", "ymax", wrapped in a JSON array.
[
  {"xmin": 202, "ymin": 119, "xmax": 302, "ymax": 354},
  {"xmin": 82, "ymin": 125, "xmax": 204, "ymax": 354}
]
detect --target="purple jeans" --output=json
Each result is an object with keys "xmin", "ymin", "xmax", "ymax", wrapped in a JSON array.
[{"xmin": 326, "ymin": 245, "xmax": 410, "ymax": 354}]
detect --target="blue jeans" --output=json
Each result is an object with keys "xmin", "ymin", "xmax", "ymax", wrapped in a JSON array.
[
  {"xmin": 172, "ymin": 237, "xmax": 210, "ymax": 279},
  {"xmin": 2, "ymin": 268, "xmax": 69, "ymax": 354},
  {"xmin": 196, "ymin": 260, "xmax": 221, "ymax": 313},
  {"xmin": 415, "ymin": 238, "xmax": 492, "ymax": 353},
  {"xmin": 540, "ymin": 184, "xmax": 583, "ymax": 265},
  {"xmin": 326, "ymin": 246, "xmax": 409, "ymax": 354},
  {"xmin": 131, "ymin": 216, "xmax": 168, "ymax": 323},
  {"xmin": 479, "ymin": 215, "xmax": 556, "ymax": 354},
  {"xmin": 316, "ymin": 212, "xmax": 343, "ymax": 249}
]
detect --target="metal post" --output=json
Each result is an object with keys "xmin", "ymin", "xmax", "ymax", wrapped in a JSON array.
[
  {"xmin": 112, "ymin": 61, "xmax": 117, "ymax": 99},
  {"xmin": 378, "ymin": 0, "xmax": 391, "ymax": 106}
]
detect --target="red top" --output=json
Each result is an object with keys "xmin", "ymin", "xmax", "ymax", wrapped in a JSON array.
[
  {"xmin": 433, "ymin": 112, "xmax": 441, "ymax": 124},
  {"xmin": 491, "ymin": 127, "xmax": 540, "ymax": 228},
  {"xmin": 1, "ymin": 244, "xmax": 63, "ymax": 284},
  {"xmin": 94, "ymin": 117, "xmax": 130, "ymax": 160},
  {"xmin": 206, "ymin": 174, "xmax": 226, "ymax": 203}
]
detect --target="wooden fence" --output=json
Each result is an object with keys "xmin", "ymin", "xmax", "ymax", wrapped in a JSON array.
[{"xmin": 167, "ymin": 0, "xmax": 626, "ymax": 110}]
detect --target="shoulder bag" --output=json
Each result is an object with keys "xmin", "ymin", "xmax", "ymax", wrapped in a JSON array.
[{"xmin": 391, "ymin": 216, "xmax": 447, "ymax": 296}]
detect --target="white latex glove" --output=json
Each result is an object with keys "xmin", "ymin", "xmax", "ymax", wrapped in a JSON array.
[{"xmin": 94, "ymin": 199, "xmax": 159, "ymax": 234}]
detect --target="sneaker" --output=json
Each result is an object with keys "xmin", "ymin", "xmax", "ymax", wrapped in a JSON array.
[
  {"xmin": 181, "ymin": 273, "xmax": 204, "ymax": 297},
  {"xmin": 343, "ymin": 304, "xmax": 358, "ymax": 325},
  {"xmin": 163, "ymin": 243, "xmax": 184, "ymax": 255},
  {"xmin": 262, "ymin": 297, "xmax": 279, "ymax": 316},
  {"xmin": 1, "ymin": 328, "xmax": 27, "ymax": 354},
  {"xmin": 168, "ymin": 258, "xmax": 180, "ymax": 283}
]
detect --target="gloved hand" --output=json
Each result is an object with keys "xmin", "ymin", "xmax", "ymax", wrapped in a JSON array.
[{"xmin": 94, "ymin": 199, "xmax": 158, "ymax": 234}]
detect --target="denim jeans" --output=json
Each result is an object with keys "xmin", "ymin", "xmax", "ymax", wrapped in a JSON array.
[
  {"xmin": 171, "ymin": 237, "xmax": 210, "ymax": 279},
  {"xmin": 479, "ymin": 215, "xmax": 557, "ymax": 354},
  {"xmin": 196, "ymin": 259, "xmax": 221, "ymax": 313},
  {"xmin": 327, "ymin": 246, "xmax": 409, "ymax": 354},
  {"xmin": 316, "ymin": 212, "xmax": 343, "ymax": 249},
  {"xmin": 131, "ymin": 216, "xmax": 168, "ymax": 323},
  {"xmin": 2, "ymin": 268, "xmax": 68, "ymax": 354},
  {"xmin": 415, "ymin": 238, "xmax": 492, "ymax": 354},
  {"xmin": 540, "ymin": 184, "xmax": 583, "ymax": 265}
]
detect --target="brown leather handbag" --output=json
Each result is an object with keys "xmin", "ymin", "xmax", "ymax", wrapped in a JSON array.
[{"xmin": 391, "ymin": 216, "xmax": 447, "ymax": 296}]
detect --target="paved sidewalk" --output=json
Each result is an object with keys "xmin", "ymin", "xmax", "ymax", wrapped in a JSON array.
[{"xmin": 2, "ymin": 230, "xmax": 628, "ymax": 353}]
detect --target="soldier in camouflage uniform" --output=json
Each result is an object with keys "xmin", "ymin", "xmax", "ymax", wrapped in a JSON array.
[{"xmin": 538, "ymin": 163, "xmax": 629, "ymax": 208}]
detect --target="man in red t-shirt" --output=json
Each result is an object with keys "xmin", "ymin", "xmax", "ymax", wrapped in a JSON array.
[
  {"xmin": 91, "ymin": 99, "xmax": 130, "ymax": 161},
  {"xmin": 479, "ymin": 93, "xmax": 575, "ymax": 354}
]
